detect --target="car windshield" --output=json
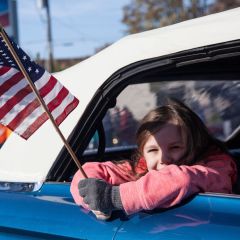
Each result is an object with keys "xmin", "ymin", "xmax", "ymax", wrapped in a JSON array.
[{"xmin": 87, "ymin": 80, "xmax": 240, "ymax": 150}]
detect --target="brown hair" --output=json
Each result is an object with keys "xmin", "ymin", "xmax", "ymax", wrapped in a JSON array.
[{"xmin": 134, "ymin": 98, "xmax": 226, "ymax": 167}]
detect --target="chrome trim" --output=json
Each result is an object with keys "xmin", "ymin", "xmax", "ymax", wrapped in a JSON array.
[
  {"xmin": 0, "ymin": 181, "xmax": 43, "ymax": 192},
  {"xmin": 199, "ymin": 192, "xmax": 240, "ymax": 198}
]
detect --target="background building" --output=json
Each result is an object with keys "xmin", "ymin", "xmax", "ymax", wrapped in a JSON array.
[{"xmin": 0, "ymin": 0, "xmax": 18, "ymax": 43}]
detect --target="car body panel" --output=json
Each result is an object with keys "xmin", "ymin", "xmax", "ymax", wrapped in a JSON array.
[
  {"xmin": 0, "ymin": 8, "xmax": 240, "ymax": 183},
  {"xmin": 0, "ymin": 183, "xmax": 239, "ymax": 239},
  {"xmin": 0, "ymin": 183, "xmax": 122, "ymax": 239},
  {"xmin": 117, "ymin": 194, "xmax": 240, "ymax": 240}
]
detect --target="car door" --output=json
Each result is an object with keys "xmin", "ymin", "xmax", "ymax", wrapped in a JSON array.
[{"xmin": 114, "ymin": 193, "xmax": 240, "ymax": 239}]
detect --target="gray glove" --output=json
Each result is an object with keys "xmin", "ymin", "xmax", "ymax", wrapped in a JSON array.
[{"xmin": 78, "ymin": 178, "xmax": 123, "ymax": 215}]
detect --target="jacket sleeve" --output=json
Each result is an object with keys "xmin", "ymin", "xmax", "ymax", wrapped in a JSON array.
[
  {"xmin": 70, "ymin": 160, "xmax": 141, "ymax": 207},
  {"xmin": 120, "ymin": 152, "xmax": 237, "ymax": 215}
]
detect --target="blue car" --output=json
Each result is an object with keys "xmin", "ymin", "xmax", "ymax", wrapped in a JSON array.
[{"xmin": 1, "ymin": 7, "xmax": 240, "ymax": 239}]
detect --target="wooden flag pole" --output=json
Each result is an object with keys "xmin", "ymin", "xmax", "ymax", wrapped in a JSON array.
[{"xmin": 0, "ymin": 28, "xmax": 88, "ymax": 179}]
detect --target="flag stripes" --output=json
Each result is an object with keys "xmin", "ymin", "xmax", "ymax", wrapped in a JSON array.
[
  {"xmin": 0, "ymin": 65, "xmax": 79, "ymax": 138},
  {"xmin": 0, "ymin": 40, "xmax": 79, "ymax": 139},
  {"xmin": 0, "ymin": 31, "xmax": 79, "ymax": 139}
]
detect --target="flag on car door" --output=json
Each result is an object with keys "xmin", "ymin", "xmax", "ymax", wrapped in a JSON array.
[{"xmin": 0, "ymin": 30, "xmax": 79, "ymax": 139}]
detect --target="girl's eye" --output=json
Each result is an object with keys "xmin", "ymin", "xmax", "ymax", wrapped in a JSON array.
[
  {"xmin": 170, "ymin": 146, "xmax": 181, "ymax": 150},
  {"xmin": 147, "ymin": 149, "xmax": 158, "ymax": 153}
]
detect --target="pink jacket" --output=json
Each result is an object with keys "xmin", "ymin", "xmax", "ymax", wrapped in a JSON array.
[{"xmin": 71, "ymin": 148, "xmax": 237, "ymax": 215}]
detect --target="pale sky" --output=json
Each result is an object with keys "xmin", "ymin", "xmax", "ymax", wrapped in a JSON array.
[{"xmin": 18, "ymin": 0, "xmax": 131, "ymax": 60}]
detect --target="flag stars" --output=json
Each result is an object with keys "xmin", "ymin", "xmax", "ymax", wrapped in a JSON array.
[
  {"xmin": 35, "ymin": 68, "xmax": 39, "ymax": 74},
  {"xmin": 22, "ymin": 55, "xmax": 27, "ymax": 61},
  {"xmin": 28, "ymin": 67, "xmax": 32, "ymax": 72}
]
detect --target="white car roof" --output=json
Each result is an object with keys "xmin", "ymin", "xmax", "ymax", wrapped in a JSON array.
[{"xmin": 1, "ymin": 7, "xmax": 240, "ymax": 183}]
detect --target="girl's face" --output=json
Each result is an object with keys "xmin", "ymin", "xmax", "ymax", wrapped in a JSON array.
[{"xmin": 143, "ymin": 122, "xmax": 187, "ymax": 171}]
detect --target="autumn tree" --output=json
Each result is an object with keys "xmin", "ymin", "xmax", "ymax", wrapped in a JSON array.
[
  {"xmin": 122, "ymin": 0, "xmax": 240, "ymax": 34},
  {"xmin": 209, "ymin": 0, "xmax": 240, "ymax": 13}
]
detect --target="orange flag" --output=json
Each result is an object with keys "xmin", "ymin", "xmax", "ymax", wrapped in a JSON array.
[{"xmin": 0, "ymin": 124, "xmax": 11, "ymax": 144}]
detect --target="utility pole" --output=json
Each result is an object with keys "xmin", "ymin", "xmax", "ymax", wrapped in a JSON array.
[
  {"xmin": 9, "ymin": 0, "xmax": 19, "ymax": 44},
  {"xmin": 37, "ymin": 0, "xmax": 54, "ymax": 72},
  {"xmin": 45, "ymin": 0, "xmax": 54, "ymax": 72},
  {"xmin": 202, "ymin": 0, "xmax": 208, "ymax": 14}
]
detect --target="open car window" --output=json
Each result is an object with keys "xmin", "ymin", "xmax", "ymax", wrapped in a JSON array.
[
  {"xmin": 53, "ymin": 41, "xmax": 240, "ymax": 183},
  {"xmin": 87, "ymin": 80, "xmax": 240, "ymax": 151}
]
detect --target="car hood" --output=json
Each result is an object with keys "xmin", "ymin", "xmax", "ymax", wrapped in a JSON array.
[{"xmin": 0, "ymin": 8, "xmax": 240, "ymax": 183}]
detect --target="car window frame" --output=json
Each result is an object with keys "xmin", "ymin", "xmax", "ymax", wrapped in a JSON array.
[{"xmin": 47, "ymin": 39, "xmax": 240, "ymax": 182}]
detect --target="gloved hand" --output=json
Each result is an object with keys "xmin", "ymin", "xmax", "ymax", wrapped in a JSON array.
[{"xmin": 78, "ymin": 178, "xmax": 123, "ymax": 216}]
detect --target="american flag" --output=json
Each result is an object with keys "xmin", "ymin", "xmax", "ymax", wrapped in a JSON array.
[{"xmin": 0, "ymin": 31, "xmax": 79, "ymax": 139}]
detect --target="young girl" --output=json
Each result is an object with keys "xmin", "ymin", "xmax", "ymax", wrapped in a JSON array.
[{"xmin": 71, "ymin": 99, "xmax": 237, "ymax": 220}]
